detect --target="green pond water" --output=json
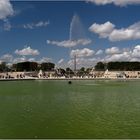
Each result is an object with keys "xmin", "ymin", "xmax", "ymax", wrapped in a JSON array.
[{"xmin": 0, "ymin": 80, "xmax": 140, "ymax": 139}]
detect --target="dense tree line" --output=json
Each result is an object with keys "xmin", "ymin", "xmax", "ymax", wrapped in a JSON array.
[
  {"xmin": 0, "ymin": 61, "xmax": 55, "ymax": 72},
  {"xmin": 65, "ymin": 67, "xmax": 74, "ymax": 77},
  {"xmin": 2, "ymin": 61, "xmax": 140, "ymax": 73},
  {"xmin": 95, "ymin": 62, "xmax": 140, "ymax": 71},
  {"xmin": 0, "ymin": 62, "xmax": 10, "ymax": 72},
  {"xmin": 40, "ymin": 62, "xmax": 55, "ymax": 71},
  {"xmin": 14, "ymin": 62, "xmax": 38, "ymax": 71},
  {"xmin": 14, "ymin": 62, "xmax": 55, "ymax": 72},
  {"xmin": 95, "ymin": 62, "xmax": 106, "ymax": 71},
  {"xmin": 0, "ymin": 62, "xmax": 7, "ymax": 72}
]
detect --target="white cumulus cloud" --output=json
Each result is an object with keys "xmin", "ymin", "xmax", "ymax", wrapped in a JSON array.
[
  {"xmin": 15, "ymin": 46, "xmax": 40, "ymax": 56},
  {"xmin": 132, "ymin": 45, "xmax": 140, "ymax": 58},
  {"xmin": 47, "ymin": 39, "xmax": 91, "ymax": 48},
  {"xmin": 13, "ymin": 57, "xmax": 27, "ymax": 63},
  {"xmin": 105, "ymin": 52, "xmax": 131, "ymax": 62},
  {"xmin": 89, "ymin": 21, "xmax": 115, "ymax": 38},
  {"xmin": 0, "ymin": 0, "xmax": 14, "ymax": 20},
  {"xmin": 13, "ymin": 57, "xmax": 38, "ymax": 63},
  {"xmin": 39, "ymin": 57, "xmax": 52, "ymax": 63},
  {"xmin": 103, "ymin": 45, "xmax": 140, "ymax": 62},
  {"xmin": 105, "ymin": 47, "xmax": 120, "ymax": 55},
  {"xmin": 109, "ymin": 22, "xmax": 140, "ymax": 41},
  {"xmin": 70, "ymin": 48, "xmax": 94, "ymax": 58},
  {"xmin": 28, "ymin": 58, "xmax": 36, "ymax": 62},
  {"xmin": 67, "ymin": 44, "xmax": 140, "ymax": 67},
  {"xmin": 23, "ymin": 21, "xmax": 49, "ymax": 29},
  {"xmin": 0, "ymin": 54, "xmax": 13, "ymax": 62},
  {"xmin": 89, "ymin": 21, "xmax": 140, "ymax": 42},
  {"xmin": 87, "ymin": 0, "xmax": 140, "ymax": 6}
]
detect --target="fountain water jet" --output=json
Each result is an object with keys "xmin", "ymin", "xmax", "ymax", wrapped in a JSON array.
[{"xmin": 69, "ymin": 14, "xmax": 86, "ymax": 41}]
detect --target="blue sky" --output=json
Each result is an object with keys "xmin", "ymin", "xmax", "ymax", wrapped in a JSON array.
[{"xmin": 1, "ymin": 0, "xmax": 140, "ymax": 68}]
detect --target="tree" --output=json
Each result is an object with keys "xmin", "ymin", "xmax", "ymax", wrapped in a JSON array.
[
  {"xmin": 95, "ymin": 62, "xmax": 105, "ymax": 71},
  {"xmin": 15, "ymin": 61, "xmax": 38, "ymax": 71},
  {"xmin": 107, "ymin": 62, "xmax": 140, "ymax": 71},
  {"xmin": 85, "ymin": 67, "xmax": 92, "ymax": 76},
  {"xmin": 58, "ymin": 68, "xmax": 66, "ymax": 75},
  {"xmin": 65, "ymin": 67, "xmax": 74, "ymax": 77},
  {"xmin": 77, "ymin": 67, "xmax": 86, "ymax": 77},
  {"xmin": 94, "ymin": 61, "xmax": 140, "ymax": 71},
  {"xmin": 0, "ymin": 62, "xmax": 9, "ymax": 72},
  {"xmin": 41, "ymin": 62, "xmax": 55, "ymax": 71},
  {"xmin": 80, "ymin": 67, "xmax": 85, "ymax": 72}
]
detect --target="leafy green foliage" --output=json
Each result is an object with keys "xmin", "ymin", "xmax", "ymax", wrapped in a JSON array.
[
  {"xmin": 14, "ymin": 62, "xmax": 38, "ymax": 71},
  {"xmin": 95, "ymin": 62, "xmax": 105, "ymax": 71},
  {"xmin": 41, "ymin": 62, "xmax": 55, "ymax": 71}
]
